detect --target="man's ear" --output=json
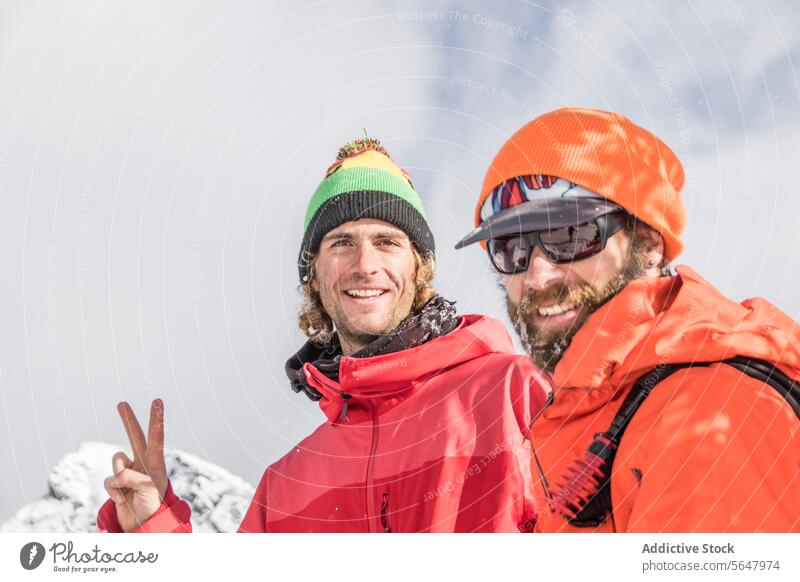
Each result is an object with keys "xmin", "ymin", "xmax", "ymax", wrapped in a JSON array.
[
  {"xmin": 309, "ymin": 263, "xmax": 319, "ymax": 292},
  {"xmin": 639, "ymin": 226, "xmax": 665, "ymax": 276}
]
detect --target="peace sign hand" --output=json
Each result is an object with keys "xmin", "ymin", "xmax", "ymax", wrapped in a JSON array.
[{"xmin": 103, "ymin": 399, "xmax": 170, "ymax": 532}]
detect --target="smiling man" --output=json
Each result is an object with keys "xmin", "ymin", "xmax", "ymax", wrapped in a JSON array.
[
  {"xmin": 456, "ymin": 108, "xmax": 800, "ymax": 532},
  {"xmin": 97, "ymin": 138, "xmax": 551, "ymax": 533},
  {"xmin": 308, "ymin": 219, "xmax": 422, "ymax": 355}
]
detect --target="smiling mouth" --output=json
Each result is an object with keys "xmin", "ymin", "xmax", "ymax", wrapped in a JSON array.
[
  {"xmin": 535, "ymin": 302, "xmax": 578, "ymax": 317},
  {"xmin": 344, "ymin": 289, "xmax": 388, "ymax": 298}
]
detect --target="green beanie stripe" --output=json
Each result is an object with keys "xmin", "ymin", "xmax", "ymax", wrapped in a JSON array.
[{"xmin": 303, "ymin": 167, "xmax": 426, "ymax": 231}]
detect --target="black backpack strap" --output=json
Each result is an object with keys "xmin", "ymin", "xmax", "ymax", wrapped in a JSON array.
[
  {"xmin": 722, "ymin": 356, "xmax": 800, "ymax": 417},
  {"xmin": 556, "ymin": 357, "xmax": 800, "ymax": 528}
]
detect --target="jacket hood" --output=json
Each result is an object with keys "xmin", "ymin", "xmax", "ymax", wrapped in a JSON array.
[
  {"xmin": 553, "ymin": 265, "xmax": 800, "ymax": 396},
  {"xmin": 289, "ymin": 314, "xmax": 517, "ymax": 422}
]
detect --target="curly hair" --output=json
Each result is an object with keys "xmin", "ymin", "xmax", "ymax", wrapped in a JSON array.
[{"xmin": 298, "ymin": 247, "xmax": 436, "ymax": 345}]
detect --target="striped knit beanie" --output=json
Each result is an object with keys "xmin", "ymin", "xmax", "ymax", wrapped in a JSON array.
[
  {"xmin": 475, "ymin": 107, "xmax": 687, "ymax": 261},
  {"xmin": 298, "ymin": 138, "xmax": 434, "ymax": 282}
]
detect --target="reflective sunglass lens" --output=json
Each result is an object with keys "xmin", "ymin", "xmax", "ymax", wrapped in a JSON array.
[
  {"xmin": 489, "ymin": 238, "xmax": 529, "ymax": 274},
  {"xmin": 541, "ymin": 223, "xmax": 602, "ymax": 262}
]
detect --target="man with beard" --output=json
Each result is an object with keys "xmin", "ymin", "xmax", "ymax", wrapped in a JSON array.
[
  {"xmin": 456, "ymin": 107, "xmax": 800, "ymax": 532},
  {"xmin": 97, "ymin": 138, "xmax": 550, "ymax": 533}
]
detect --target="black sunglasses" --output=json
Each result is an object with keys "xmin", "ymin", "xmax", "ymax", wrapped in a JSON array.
[{"xmin": 486, "ymin": 212, "xmax": 628, "ymax": 275}]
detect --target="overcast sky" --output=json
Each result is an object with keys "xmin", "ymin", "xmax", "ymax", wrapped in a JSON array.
[{"xmin": 1, "ymin": 0, "xmax": 798, "ymax": 521}]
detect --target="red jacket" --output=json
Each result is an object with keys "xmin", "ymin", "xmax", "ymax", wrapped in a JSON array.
[
  {"xmin": 98, "ymin": 315, "xmax": 552, "ymax": 532},
  {"xmin": 530, "ymin": 266, "xmax": 800, "ymax": 532}
]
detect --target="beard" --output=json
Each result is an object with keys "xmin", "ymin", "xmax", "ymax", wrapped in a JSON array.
[{"xmin": 506, "ymin": 246, "xmax": 650, "ymax": 374}]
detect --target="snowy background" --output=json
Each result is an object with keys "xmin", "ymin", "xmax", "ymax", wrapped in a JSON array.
[{"xmin": 1, "ymin": 0, "xmax": 798, "ymax": 525}]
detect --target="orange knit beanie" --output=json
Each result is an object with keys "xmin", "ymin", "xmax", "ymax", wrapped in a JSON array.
[{"xmin": 476, "ymin": 107, "xmax": 687, "ymax": 261}]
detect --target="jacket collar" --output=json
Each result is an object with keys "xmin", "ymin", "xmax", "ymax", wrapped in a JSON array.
[{"xmin": 290, "ymin": 315, "xmax": 515, "ymax": 423}]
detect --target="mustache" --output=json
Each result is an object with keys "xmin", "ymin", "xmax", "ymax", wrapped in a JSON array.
[
  {"xmin": 513, "ymin": 282, "xmax": 597, "ymax": 315},
  {"xmin": 334, "ymin": 276, "xmax": 393, "ymax": 289}
]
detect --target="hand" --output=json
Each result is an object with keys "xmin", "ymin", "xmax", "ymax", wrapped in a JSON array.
[{"xmin": 103, "ymin": 399, "xmax": 170, "ymax": 532}]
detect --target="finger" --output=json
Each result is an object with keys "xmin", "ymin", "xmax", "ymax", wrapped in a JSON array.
[
  {"xmin": 106, "ymin": 467, "xmax": 154, "ymax": 492},
  {"xmin": 103, "ymin": 475, "xmax": 126, "ymax": 504},
  {"xmin": 117, "ymin": 401, "xmax": 148, "ymax": 462},
  {"xmin": 111, "ymin": 451, "xmax": 133, "ymax": 476},
  {"xmin": 147, "ymin": 399, "xmax": 165, "ymax": 456}
]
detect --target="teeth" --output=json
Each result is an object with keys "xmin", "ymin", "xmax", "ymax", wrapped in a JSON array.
[
  {"xmin": 537, "ymin": 303, "xmax": 576, "ymax": 316},
  {"xmin": 345, "ymin": 289, "xmax": 386, "ymax": 298}
]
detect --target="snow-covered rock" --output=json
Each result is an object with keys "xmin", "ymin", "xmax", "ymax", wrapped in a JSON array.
[{"xmin": 0, "ymin": 442, "xmax": 255, "ymax": 533}]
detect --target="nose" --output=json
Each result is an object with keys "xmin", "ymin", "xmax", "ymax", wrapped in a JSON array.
[
  {"xmin": 523, "ymin": 246, "xmax": 564, "ymax": 291},
  {"xmin": 353, "ymin": 241, "xmax": 380, "ymax": 276}
]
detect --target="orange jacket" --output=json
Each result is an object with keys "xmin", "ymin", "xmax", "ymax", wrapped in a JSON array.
[{"xmin": 530, "ymin": 266, "xmax": 800, "ymax": 532}]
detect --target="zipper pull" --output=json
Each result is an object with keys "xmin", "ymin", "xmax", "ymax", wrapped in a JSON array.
[
  {"xmin": 339, "ymin": 391, "xmax": 352, "ymax": 422},
  {"xmin": 528, "ymin": 388, "xmax": 554, "ymax": 433},
  {"xmin": 380, "ymin": 493, "xmax": 392, "ymax": 533}
]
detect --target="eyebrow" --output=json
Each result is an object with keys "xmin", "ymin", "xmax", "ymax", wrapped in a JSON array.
[
  {"xmin": 372, "ymin": 230, "xmax": 408, "ymax": 240},
  {"xmin": 322, "ymin": 233, "xmax": 354, "ymax": 243}
]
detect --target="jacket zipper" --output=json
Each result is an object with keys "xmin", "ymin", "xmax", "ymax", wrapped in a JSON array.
[
  {"xmin": 380, "ymin": 493, "xmax": 392, "ymax": 532},
  {"xmin": 365, "ymin": 400, "xmax": 380, "ymax": 532},
  {"xmin": 529, "ymin": 391, "xmax": 555, "ymax": 504},
  {"xmin": 339, "ymin": 390, "xmax": 352, "ymax": 422}
]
